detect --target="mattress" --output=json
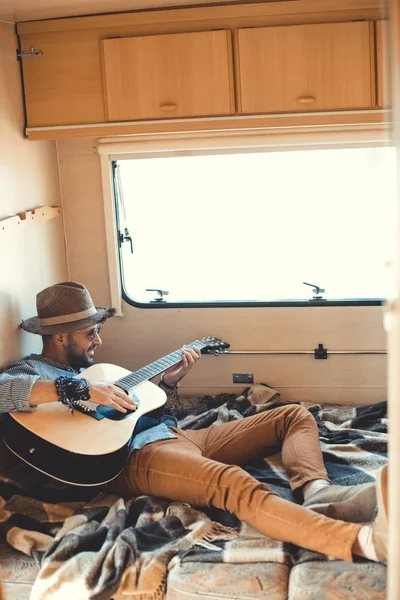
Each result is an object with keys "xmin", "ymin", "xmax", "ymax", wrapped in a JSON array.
[{"xmin": 0, "ymin": 395, "xmax": 388, "ymax": 599}]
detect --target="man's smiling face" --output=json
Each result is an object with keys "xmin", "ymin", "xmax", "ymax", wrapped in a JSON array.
[{"xmin": 65, "ymin": 324, "xmax": 103, "ymax": 369}]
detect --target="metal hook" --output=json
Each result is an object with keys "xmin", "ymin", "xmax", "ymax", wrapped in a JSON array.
[{"xmin": 303, "ymin": 282, "xmax": 325, "ymax": 298}]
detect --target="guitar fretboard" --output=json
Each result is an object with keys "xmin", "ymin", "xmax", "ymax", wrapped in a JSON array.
[{"xmin": 116, "ymin": 341, "xmax": 205, "ymax": 390}]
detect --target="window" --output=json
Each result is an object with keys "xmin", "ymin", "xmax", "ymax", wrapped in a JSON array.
[{"xmin": 114, "ymin": 146, "xmax": 396, "ymax": 306}]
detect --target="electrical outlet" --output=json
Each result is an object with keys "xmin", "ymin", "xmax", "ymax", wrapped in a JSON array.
[{"xmin": 233, "ymin": 373, "xmax": 254, "ymax": 384}]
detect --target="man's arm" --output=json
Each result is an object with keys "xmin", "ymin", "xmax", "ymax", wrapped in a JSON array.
[
  {"xmin": 0, "ymin": 369, "xmax": 137, "ymax": 414},
  {"xmin": 27, "ymin": 380, "xmax": 138, "ymax": 413},
  {"xmin": 0, "ymin": 371, "xmax": 40, "ymax": 413}
]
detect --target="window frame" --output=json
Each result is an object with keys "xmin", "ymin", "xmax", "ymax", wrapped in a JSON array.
[{"xmin": 99, "ymin": 121, "xmax": 391, "ymax": 312}]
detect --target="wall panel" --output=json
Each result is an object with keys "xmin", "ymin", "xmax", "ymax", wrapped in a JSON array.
[{"xmin": 0, "ymin": 22, "xmax": 68, "ymax": 365}]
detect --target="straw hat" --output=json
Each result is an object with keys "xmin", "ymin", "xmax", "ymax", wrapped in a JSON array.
[{"xmin": 21, "ymin": 282, "xmax": 116, "ymax": 335}]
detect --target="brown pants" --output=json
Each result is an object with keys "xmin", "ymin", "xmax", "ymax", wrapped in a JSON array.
[{"xmin": 111, "ymin": 405, "xmax": 361, "ymax": 561}]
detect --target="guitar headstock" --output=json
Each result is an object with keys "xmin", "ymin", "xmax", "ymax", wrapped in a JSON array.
[{"xmin": 197, "ymin": 336, "xmax": 230, "ymax": 355}]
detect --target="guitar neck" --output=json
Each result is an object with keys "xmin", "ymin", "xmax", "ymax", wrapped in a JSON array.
[{"xmin": 116, "ymin": 341, "xmax": 205, "ymax": 390}]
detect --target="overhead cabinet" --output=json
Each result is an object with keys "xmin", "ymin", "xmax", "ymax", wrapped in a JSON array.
[
  {"xmin": 17, "ymin": 1, "xmax": 388, "ymax": 138},
  {"xmin": 102, "ymin": 30, "xmax": 235, "ymax": 121},
  {"xmin": 236, "ymin": 21, "xmax": 376, "ymax": 114}
]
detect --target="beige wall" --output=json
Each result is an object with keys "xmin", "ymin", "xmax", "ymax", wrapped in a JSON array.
[
  {"xmin": 0, "ymin": 22, "xmax": 68, "ymax": 365},
  {"xmin": 58, "ymin": 138, "xmax": 388, "ymax": 405}
]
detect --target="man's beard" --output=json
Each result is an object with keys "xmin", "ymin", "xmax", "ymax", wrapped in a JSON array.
[{"xmin": 66, "ymin": 335, "xmax": 94, "ymax": 370}]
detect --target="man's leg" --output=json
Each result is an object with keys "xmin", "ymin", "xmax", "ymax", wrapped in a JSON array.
[
  {"xmin": 180, "ymin": 404, "xmax": 377, "ymax": 521},
  {"xmin": 111, "ymin": 430, "xmax": 362, "ymax": 562},
  {"xmin": 180, "ymin": 404, "xmax": 330, "ymax": 492}
]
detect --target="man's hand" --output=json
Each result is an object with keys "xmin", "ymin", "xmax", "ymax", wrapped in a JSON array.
[
  {"xmin": 162, "ymin": 346, "xmax": 202, "ymax": 388},
  {"xmin": 89, "ymin": 382, "xmax": 138, "ymax": 413}
]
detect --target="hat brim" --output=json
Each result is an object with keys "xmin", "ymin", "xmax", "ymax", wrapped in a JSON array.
[{"xmin": 21, "ymin": 307, "xmax": 116, "ymax": 335}]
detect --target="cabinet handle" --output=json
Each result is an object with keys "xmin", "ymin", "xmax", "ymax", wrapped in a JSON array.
[
  {"xmin": 160, "ymin": 103, "xmax": 177, "ymax": 111},
  {"xmin": 297, "ymin": 96, "xmax": 316, "ymax": 104}
]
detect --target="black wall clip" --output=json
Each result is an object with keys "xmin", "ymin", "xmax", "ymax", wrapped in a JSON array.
[{"xmin": 314, "ymin": 343, "xmax": 328, "ymax": 359}]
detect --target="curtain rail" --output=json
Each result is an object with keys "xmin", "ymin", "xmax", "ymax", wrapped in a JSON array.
[{"xmin": 223, "ymin": 350, "xmax": 386, "ymax": 355}]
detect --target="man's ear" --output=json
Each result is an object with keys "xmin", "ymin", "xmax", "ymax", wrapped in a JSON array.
[{"xmin": 53, "ymin": 332, "xmax": 67, "ymax": 346}]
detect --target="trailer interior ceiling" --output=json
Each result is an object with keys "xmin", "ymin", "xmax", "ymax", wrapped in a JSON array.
[{"xmin": 0, "ymin": 0, "xmax": 282, "ymax": 22}]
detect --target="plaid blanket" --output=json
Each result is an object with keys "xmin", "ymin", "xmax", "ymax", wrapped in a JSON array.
[{"xmin": 0, "ymin": 385, "xmax": 388, "ymax": 600}]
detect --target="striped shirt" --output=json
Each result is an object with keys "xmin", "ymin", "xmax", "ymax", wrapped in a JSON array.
[{"xmin": 0, "ymin": 354, "xmax": 177, "ymax": 450}]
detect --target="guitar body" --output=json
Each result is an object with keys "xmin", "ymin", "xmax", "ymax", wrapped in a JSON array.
[
  {"xmin": 3, "ymin": 364, "xmax": 167, "ymax": 486},
  {"xmin": 1, "ymin": 337, "xmax": 229, "ymax": 487}
]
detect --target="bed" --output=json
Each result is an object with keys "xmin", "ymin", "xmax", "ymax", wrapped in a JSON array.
[{"xmin": 0, "ymin": 386, "xmax": 388, "ymax": 599}]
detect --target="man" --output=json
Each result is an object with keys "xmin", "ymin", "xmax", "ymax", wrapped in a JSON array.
[{"xmin": 0, "ymin": 281, "xmax": 388, "ymax": 565}]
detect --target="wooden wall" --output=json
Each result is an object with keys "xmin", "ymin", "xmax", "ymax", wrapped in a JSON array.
[{"xmin": 0, "ymin": 22, "xmax": 68, "ymax": 365}]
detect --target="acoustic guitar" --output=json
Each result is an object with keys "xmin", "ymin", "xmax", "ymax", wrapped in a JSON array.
[{"xmin": 2, "ymin": 337, "xmax": 229, "ymax": 486}]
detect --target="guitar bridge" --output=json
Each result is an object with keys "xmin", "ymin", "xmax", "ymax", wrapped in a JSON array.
[{"xmin": 73, "ymin": 401, "xmax": 105, "ymax": 420}]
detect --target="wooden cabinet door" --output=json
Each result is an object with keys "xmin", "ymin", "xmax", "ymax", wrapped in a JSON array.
[
  {"xmin": 102, "ymin": 30, "xmax": 234, "ymax": 121},
  {"xmin": 376, "ymin": 20, "xmax": 390, "ymax": 108},
  {"xmin": 21, "ymin": 32, "xmax": 106, "ymax": 127},
  {"xmin": 236, "ymin": 21, "xmax": 375, "ymax": 114}
]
